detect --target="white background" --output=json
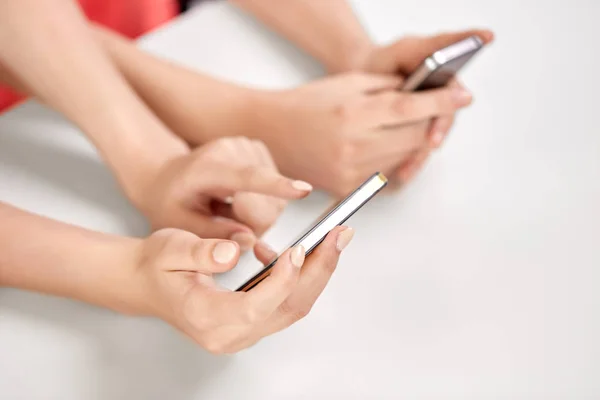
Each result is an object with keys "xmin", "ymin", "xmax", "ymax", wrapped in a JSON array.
[{"xmin": 1, "ymin": 0, "xmax": 599, "ymax": 399}]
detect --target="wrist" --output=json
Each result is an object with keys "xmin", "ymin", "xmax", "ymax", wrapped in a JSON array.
[
  {"xmin": 108, "ymin": 123, "xmax": 190, "ymax": 212},
  {"xmin": 327, "ymin": 41, "xmax": 376, "ymax": 74},
  {"xmin": 79, "ymin": 235, "xmax": 153, "ymax": 316},
  {"xmin": 238, "ymin": 89, "xmax": 285, "ymax": 144}
]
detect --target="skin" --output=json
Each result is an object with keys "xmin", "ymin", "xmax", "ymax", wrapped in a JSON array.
[
  {"xmin": 231, "ymin": 0, "xmax": 494, "ymax": 182},
  {"xmin": 0, "ymin": 202, "xmax": 354, "ymax": 354},
  {"xmin": 0, "ymin": 0, "xmax": 345, "ymax": 353},
  {"xmin": 92, "ymin": 24, "xmax": 488, "ymax": 196},
  {"xmin": 0, "ymin": 0, "xmax": 494, "ymax": 352},
  {"xmin": 0, "ymin": 0, "xmax": 307, "ymax": 249}
]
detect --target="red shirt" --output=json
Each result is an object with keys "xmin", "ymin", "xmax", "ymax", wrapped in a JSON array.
[{"xmin": 0, "ymin": 0, "xmax": 179, "ymax": 113}]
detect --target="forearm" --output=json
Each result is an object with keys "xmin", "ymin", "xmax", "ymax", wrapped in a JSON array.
[
  {"xmin": 92, "ymin": 25, "xmax": 256, "ymax": 145},
  {"xmin": 231, "ymin": 0, "xmax": 374, "ymax": 73},
  {"xmin": 0, "ymin": 0, "xmax": 188, "ymax": 203},
  {"xmin": 0, "ymin": 203, "xmax": 145, "ymax": 314}
]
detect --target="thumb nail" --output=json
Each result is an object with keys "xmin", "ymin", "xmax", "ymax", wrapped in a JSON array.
[{"xmin": 212, "ymin": 242, "xmax": 238, "ymax": 264}]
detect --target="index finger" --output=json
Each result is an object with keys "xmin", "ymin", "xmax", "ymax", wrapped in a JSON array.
[{"xmin": 194, "ymin": 165, "xmax": 314, "ymax": 201}]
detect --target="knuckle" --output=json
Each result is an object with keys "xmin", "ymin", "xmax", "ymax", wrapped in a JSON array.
[
  {"xmin": 250, "ymin": 138, "xmax": 266, "ymax": 149},
  {"xmin": 334, "ymin": 141, "xmax": 358, "ymax": 166},
  {"xmin": 202, "ymin": 338, "xmax": 229, "ymax": 355},
  {"xmin": 322, "ymin": 257, "xmax": 339, "ymax": 274},
  {"xmin": 279, "ymin": 268, "xmax": 299, "ymax": 290},
  {"xmin": 346, "ymin": 71, "xmax": 367, "ymax": 85},
  {"xmin": 154, "ymin": 229, "xmax": 197, "ymax": 254},
  {"xmin": 241, "ymin": 306, "xmax": 263, "ymax": 324},
  {"xmin": 333, "ymin": 168, "xmax": 358, "ymax": 195},
  {"xmin": 240, "ymin": 165, "xmax": 262, "ymax": 186},
  {"xmin": 280, "ymin": 301, "xmax": 311, "ymax": 322},
  {"xmin": 332, "ymin": 102, "xmax": 353, "ymax": 123},
  {"xmin": 394, "ymin": 95, "xmax": 414, "ymax": 116}
]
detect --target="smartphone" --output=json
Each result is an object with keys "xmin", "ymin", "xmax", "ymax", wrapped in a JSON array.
[
  {"xmin": 401, "ymin": 35, "xmax": 484, "ymax": 91},
  {"xmin": 236, "ymin": 172, "xmax": 388, "ymax": 292}
]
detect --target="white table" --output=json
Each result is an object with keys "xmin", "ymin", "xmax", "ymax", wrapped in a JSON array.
[{"xmin": 1, "ymin": 1, "xmax": 599, "ymax": 398}]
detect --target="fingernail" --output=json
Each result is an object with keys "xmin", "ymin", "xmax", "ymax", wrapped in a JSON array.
[
  {"xmin": 336, "ymin": 228, "xmax": 355, "ymax": 251},
  {"xmin": 212, "ymin": 242, "xmax": 238, "ymax": 264},
  {"xmin": 292, "ymin": 180, "xmax": 313, "ymax": 192},
  {"xmin": 430, "ymin": 131, "xmax": 445, "ymax": 147},
  {"xmin": 290, "ymin": 245, "xmax": 305, "ymax": 268},
  {"xmin": 229, "ymin": 232, "xmax": 256, "ymax": 252},
  {"xmin": 257, "ymin": 240, "xmax": 275, "ymax": 253},
  {"xmin": 452, "ymin": 88, "xmax": 472, "ymax": 106}
]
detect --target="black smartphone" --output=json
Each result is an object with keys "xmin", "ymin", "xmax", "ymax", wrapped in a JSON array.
[{"xmin": 401, "ymin": 35, "xmax": 484, "ymax": 91}]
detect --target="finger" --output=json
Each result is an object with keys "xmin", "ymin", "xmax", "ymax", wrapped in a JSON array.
[
  {"xmin": 253, "ymin": 241, "xmax": 278, "ymax": 266},
  {"xmin": 346, "ymin": 73, "xmax": 403, "ymax": 93},
  {"xmin": 242, "ymin": 245, "xmax": 304, "ymax": 318},
  {"xmin": 395, "ymin": 147, "xmax": 430, "ymax": 184},
  {"xmin": 232, "ymin": 192, "xmax": 286, "ymax": 237},
  {"xmin": 191, "ymin": 165, "xmax": 313, "ymax": 201},
  {"xmin": 259, "ymin": 226, "xmax": 352, "ymax": 335},
  {"xmin": 354, "ymin": 120, "xmax": 431, "ymax": 164},
  {"xmin": 377, "ymin": 86, "xmax": 472, "ymax": 126},
  {"xmin": 193, "ymin": 238, "xmax": 241, "ymax": 274},
  {"xmin": 236, "ymin": 137, "xmax": 262, "ymax": 165},
  {"xmin": 179, "ymin": 211, "xmax": 257, "ymax": 252},
  {"xmin": 155, "ymin": 230, "xmax": 241, "ymax": 274},
  {"xmin": 252, "ymin": 139, "xmax": 277, "ymax": 169},
  {"xmin": 428, "ymin": 115, "xmax": 455, "ymax": 148}
]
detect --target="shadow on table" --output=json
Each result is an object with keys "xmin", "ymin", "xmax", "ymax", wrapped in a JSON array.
[
  {"xmin": 1, "ymin": 289, "xmax": 230, "ymax": 400},
  {"xmin": 0, "ymin": 112, "xmax": 148, "ymax": 237}
]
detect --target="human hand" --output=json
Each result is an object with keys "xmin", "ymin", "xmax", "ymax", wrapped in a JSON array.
[
  {"xmin": 349, "ymin": 29, "xmax": 495, "ymax": 183},
  {"xmin": 245, "ymin": 72, "xmax": 472, "ymax": 197},
  {"xmin": 132, "ymin": 137, "xmax": 313, "ymax": 251},
  {"xmin": 129, "ymin": 225, "xmax": 354, "ymax": 354}
]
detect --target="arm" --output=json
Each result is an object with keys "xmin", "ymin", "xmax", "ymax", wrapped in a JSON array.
[
  {"xmin": 89, "ymin": 24, "xmax": 470, "ymax": 196},
  {"xmin": 0, "ymin": 200, "xmax": 351, "ymax": 354},
  {"xmin": 0, "ymin": 203, "xmax": 145, "ymax": 314},
  {"xmin": 0, "ymin": 0, "xmax": 188, "ymax": 204},
  {"xmin": 230, "ymin": 0, "xmax": 374, "ymax": 73},
  {"xmin": 91, "ymin": 24, "xmax": 255, "ymax": 145}
]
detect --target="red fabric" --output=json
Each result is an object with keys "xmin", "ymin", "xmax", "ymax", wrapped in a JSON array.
[{"xmin": 0, "ymin": 0, "xmax": 179, "ymax": 113}]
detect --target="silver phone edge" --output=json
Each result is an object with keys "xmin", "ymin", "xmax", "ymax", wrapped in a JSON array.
[{"xmin": 400, "ymin": 35, "xmax": 484, "ymax": 92}]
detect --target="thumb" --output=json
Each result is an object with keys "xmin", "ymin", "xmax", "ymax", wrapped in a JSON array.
[
  {"xmin": 149, "ymin": 229, "xmax": 240, "ymax": 274},
  {"xmin": 191, "ymin": 238, "xmax": 241, "ymax": 274},
  {"xmin": 179, "ymin": 212, "xmax": 258, "ymax": 252}
]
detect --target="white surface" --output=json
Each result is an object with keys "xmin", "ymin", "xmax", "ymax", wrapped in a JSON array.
[{"xmin": 1, "ymin": 0, "xmax": 600, "ymax": 399}]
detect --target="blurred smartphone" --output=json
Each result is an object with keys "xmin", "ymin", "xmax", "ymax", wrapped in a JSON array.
[
  {"xmin": 236, "ymin": 172, "xmax": 388, "ymax": 292},
  {"xmin": 401, "ymin": 35, "xmax": 484, "ymax": 91}
]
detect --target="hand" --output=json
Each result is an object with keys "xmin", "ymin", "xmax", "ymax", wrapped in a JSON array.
[
  {"xmin": 351, "ymin": 29, "xmax": 495, "ymax": 183},
  {"xmin": 130, "ymin": 226, "xmax": 354, "ymax": 354},
  {"xmin": 245, "ymin": 72, "xmax": 472, "ymax": 197},
  {"xmin": 132, "ymin": 137, "xmax": 314, "ymax": 251}
]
